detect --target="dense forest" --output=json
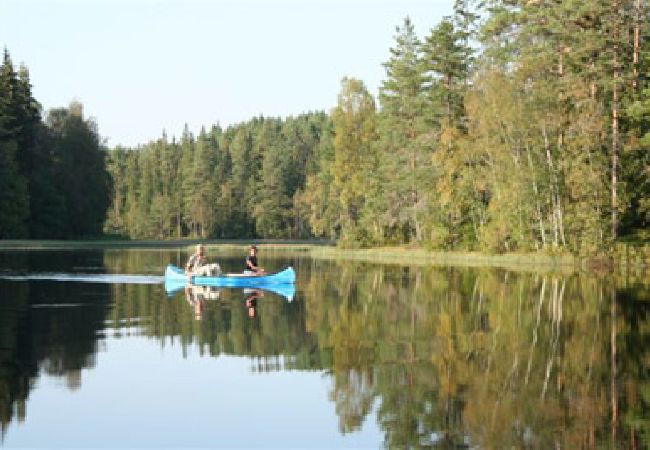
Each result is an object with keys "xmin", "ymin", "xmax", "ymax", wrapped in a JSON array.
[
  {"xmin": 2, "ymin": 0, "xmax": 650, "ymax": 253},
  {"xmin": 0, "ymin": 50, "xmax": 109, "ymax": 239},
  {"xmin": 106, "ymin": 0, "xmax": 650, "ymax": 253},
  {"xmin": 104, "ymin": 114, "xmax": 331, "ymax": 240}
]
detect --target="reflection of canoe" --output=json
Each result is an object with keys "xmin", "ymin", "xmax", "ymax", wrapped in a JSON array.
[
  {"xmin": 165, "ymin": 283, "xmax": 295, "ymax": 302},
  {"xmin": 164, "ymin": 265, "xmax": 296, "ymax": 301}
]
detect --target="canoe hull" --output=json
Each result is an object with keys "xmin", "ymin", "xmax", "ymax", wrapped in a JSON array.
[{"xmin": 165, "ymin": 264, "xmax": 295, "ymax": 287}]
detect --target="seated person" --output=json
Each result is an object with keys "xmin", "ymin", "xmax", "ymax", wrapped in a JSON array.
[
  {"xmin": 185, "ymin": 244, "xmax": 221, "ymax": 278},
  {"xmin": 244, "ymin": 245, "xmax": 265, "ymax": 275}
]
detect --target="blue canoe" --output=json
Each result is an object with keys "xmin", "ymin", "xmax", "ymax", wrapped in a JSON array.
[{"xmin": 164, "ymin": 264, "xmax": 296, "ymax": 300}]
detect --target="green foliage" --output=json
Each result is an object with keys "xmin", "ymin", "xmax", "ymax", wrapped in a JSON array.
[
  {"xmin": 8, "ymin": 0, "xmax": 650, "ymax": 252},
  {"xmin": 301, "ymin": 1, "xmax": 649, "ymax": 254},
  {"xmin": 0, "ymin": 140, "xmax": 28, "ymax": 237},
  {"xmin": 0, "ymin": 51, "xmax": 29, "ymax": 238},
  {"xmin": 330, "ymin": 78, "xmax": 377, "ymax": 246},
  {"xmin": 624, "ymin": 85, "xmax": 650, "ymax": 232},
  {"xmin": 107, "ymin": 113, "xmax": 332, "ymax": 239},
  {"xmin": 375, "ymin": 17, "xmax": 433, "ymax": 244},
  {"xmin": 46, "ymin": 105, "xmax": 111, "ymax": 237},
  {"xmin": 0, "ymin": 50, "xmax": 110, "ymax": 239}
]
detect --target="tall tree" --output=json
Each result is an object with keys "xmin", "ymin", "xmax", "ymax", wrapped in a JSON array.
[
  {"xmin": 46, "ymin": 103, "xmax": 110, "ymax": 237},
  {"xmin": 0, "ymin": 50, "xmax": 29, "ymax": 237},
  {"xmin": 0, "ymin": 140, "xmax": 28, "ymax": 237},
  {"xmin": 330, "ymin": 77, "xmax": 378, "ymax": 246},
  {"xmin": 376, "ymin": 17, "xmax": 432, "ymax": 244},
  {"xmin": 421, "ymin": 17, "xmax": 472, "ymax": 128}
]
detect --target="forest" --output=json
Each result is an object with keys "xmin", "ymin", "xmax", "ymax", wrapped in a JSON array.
[
  {"xmin": 2, "ymin": 0, "xmax": 650, "ymax": 254},
  {"xmin": 0, "ymin": 50, "xmax": 109, "ymax": 239}
]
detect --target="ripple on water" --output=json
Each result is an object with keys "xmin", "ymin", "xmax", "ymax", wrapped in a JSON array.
[{"xmin": 0, "ymin": 273, "xmax": 163, "ymax": 284}]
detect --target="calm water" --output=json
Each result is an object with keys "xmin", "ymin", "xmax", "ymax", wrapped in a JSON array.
[{"xmin": 0, "ymin": 247, "xmax": 648, "ymax": 448}]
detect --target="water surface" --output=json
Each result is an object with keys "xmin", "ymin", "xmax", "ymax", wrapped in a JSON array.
[{"xmin": 0, "ymin": 247, "xmax": 648, "ymax": 448}]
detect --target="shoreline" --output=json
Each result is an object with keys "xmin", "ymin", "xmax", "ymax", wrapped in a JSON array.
[{"xmin": 0, "ymin": 239, "xmax": 647, "ymax": 275}]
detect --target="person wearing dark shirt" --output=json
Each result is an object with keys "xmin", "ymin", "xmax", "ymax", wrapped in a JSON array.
[{"xmin": 244, "ymin": 245, "xmax": 265, "ymax": 275}]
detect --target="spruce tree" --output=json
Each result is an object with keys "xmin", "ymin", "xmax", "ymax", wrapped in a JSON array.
[
  {"xmin": 0, "ymin": 49, "xmax": 29, "ymax": 237},
  {"xmin": 377, "ymin": 17, "xmax": 431, "ymax": 243}
]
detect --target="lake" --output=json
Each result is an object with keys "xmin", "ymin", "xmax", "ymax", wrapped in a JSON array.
[{"xmin": 0, "ymin": 247, "xmax": 648, "ymax": 448}]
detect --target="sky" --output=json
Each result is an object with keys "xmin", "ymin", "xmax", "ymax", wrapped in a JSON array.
[{"xmin": 1, "ymin": 0, "xmax": 454, "ymax": 146}]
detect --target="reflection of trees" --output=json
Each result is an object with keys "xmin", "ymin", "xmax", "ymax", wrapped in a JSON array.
[
  {"xmin": 0, "ymin": 282, "xmax": 33, "ymax": 440},
  {"xmin": 300, "ymin": 262, "xmax": 649, "ymax": 449},
  {"xmin": 4, "ymin": 248, "xmax": 645, "ymax": 447},
  {"xmin": 110, "ymin": 281, "xmax": 323, "ymax": 370},
  {"xmin": 0, "ymin": 251, "xmax": 112, "ymax": 441},
  {"xmin": 111, "ymin": 248, "xmax": 646, "ymax": 449},
  {"xmin": 618, "ymin": 284, "xmax": 650, "ymax": 447}
]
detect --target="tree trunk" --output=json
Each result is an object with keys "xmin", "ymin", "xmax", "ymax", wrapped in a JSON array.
[
  {"xmin": 543, "ymin": 126, "xmax": 559, "ymax": 247},
  {"xmin": 612, "ymin": 4, "xmax": 620, "ymax": 240},
  {"xmin": 526, "ymin": 144, "xmax": 546, "ymax": 248},
  {"xmin": 633, "ymin": 0, "xmax": 640, "ymax": 89}
]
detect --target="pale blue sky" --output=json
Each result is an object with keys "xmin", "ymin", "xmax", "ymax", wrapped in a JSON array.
[{"xmin": 1, "ymin": 0, "xmax": 453, "ymax": 146}]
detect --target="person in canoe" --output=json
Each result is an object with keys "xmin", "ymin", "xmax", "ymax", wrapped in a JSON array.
[
  {"xmin": 244, "ymin": 245, "xmax": 265, "ymax": 275},
  {"xmin": 185, "ymin": 244, "xmax": 221, "ymax": 280}
]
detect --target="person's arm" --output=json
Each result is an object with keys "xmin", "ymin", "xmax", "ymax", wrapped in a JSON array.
[
  {"xmin": 186, "ymin": 255, "xmax": 197, "ymax": 280},
  {"xmin": 247, "ymin": 257, "xmax": 264, "ymax": 274}
]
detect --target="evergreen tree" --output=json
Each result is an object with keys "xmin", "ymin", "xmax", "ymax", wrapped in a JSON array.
[
  {"xmin": 377, "ymin": 17, "xmax": 431, "ymax": 244},
  {"xmin": 0, "ymin": 50, "xmax": 29, "ymax": 237},
  {"xmin": 0, "ymin": 140, "xmax": 29, "ymax": 237},
  {"xmin": 228, "ymin": 126, "xmax": 256, "ymax": 236},
  {"xmin": 421, "ymin": 17, "xmax": 472, "ymax": 128},
  {"xmin": 294, "ymin": 122, "xmax": 337, "ymax": 239}
]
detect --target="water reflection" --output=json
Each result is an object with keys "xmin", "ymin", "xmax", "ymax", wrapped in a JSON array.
[
  {"xmin": 0, "ymin": 248, "xmax": 648, "ymax": 448},
  {"xmin": 184, "ymin": 285, "xmax": 220, "ymax": 320},
  {"xmin": 0, "ymin": 255, "xmax": 112, "ymax": 440},
  {"xmin": 243, "ymin": 289, "xmax": 263, "ymax": 319}
]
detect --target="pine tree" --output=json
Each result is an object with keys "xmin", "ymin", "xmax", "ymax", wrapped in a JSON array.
[
  {"xmin": 421, "ymin": 17, "xmax": 472, "ymax": 128},
  {"xmin": 377, "ymin": 17, "xmax": 431, "ymax": 243},
  {"xmin": 0, "ymin": 49, "xmax": 29, "ymax": 237},
  {"xmin": 294, "ymin": 122, "xmax": 337, "ymax": 239},
  {"xmin": 0, "ymin": 140, "xmax": 29, "ymax": 237},
  {"xmin": 228, "ymin": 126, "xmax": 256, "ymax": 236}
]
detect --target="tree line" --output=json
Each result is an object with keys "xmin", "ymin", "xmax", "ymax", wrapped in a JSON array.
[
  {"xmin": 107, "ymin": 0, "xmax": 649, "ymax": 253},
  {"xmin": 301, "ymin": 0, "xmax": 650, "ymax": 253},
  {"xmin": 105, "ymin": 114, "xmax": 330, "ymax": 239},
  {"xmin": 0, "ymin": 50, "xmax": 110, "ymax": 239},
  {"xmin": 2, "ymin": 0, "xmax": 649, "ymax": 252}
]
